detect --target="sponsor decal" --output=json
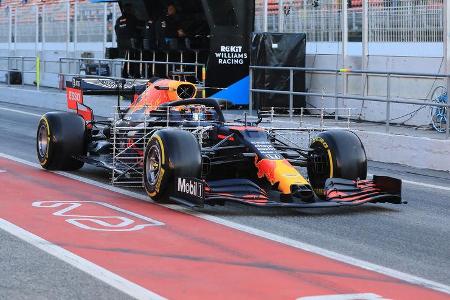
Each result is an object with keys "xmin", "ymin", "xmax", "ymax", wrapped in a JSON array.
[
  {"xmin": 154, "ymin": 168, "xmax": 165, "ymax": 193},
  {"xmin": 252, "ymin": 141, "xmax": 282, "ymax": 160},
  {"xmin": 312, "ymin": 137, "xmax": 334, "ymax": 178},
  {"xmin": 68, "ymin": 89, "xmax": 82, "ymax": 103},
  {"xmin": 175, "ymin": 177, "xmax": 205, "ymax": 202},
  {"xmin": 215, "ymin": 45, "xmax": 248, "ymax": 65},
  {"xmin": 66, "ymin": 87, "xmax": 83, "ymax": 110},
  {"xmin": 313, "ymin": 137, "xmax": 329, "ymax": 149}
]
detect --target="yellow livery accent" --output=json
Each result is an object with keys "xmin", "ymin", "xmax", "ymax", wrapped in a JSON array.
[
  {"xmin": 255, "ymin": 159, "xmax": 310, "ymax": 194},
  {"xmin": 39, "ymin": 117, "xmax": 51, "ymax": 166}
]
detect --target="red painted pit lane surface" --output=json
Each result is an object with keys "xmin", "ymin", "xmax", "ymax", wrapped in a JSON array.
[{"xmin": 0, "ymin": 157, "xmax": 447, "ymax": 300}]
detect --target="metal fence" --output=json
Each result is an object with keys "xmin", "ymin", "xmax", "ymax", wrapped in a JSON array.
[
  {"xmin": 254, "ymin": 0, "xmax": 443, "ymax": 42},
  {"xmin": 15, "ymin": 5, "xmax": 37, "ymax": 44},
  {"xmin": 0, "ymin": 56, "xmax": 38, "ymax": 86},
  {"xmin": 369, "ymin": 0, "xmax": 443, "ymax": 42},
  {"xmin": 76, "ymin": 2, "xmax": 114, "ymax": 43},
  {"xmin": 0, "ymin": 54, "xmax": 448, "ymax": 139},
  {"xmin": 0, "ymin": 0, "xmax": 444, "ymax": 50},
  {"xmin": 255, "ymin": 0, "xmax": 343, "ymax": 42},
  {"xmin": 0, "ymin": 55, "xmax": 206, "ymax": 90},
  {"xmin": 57, "ymin": 57, "xmax": 206, "ymax": 85},
  {"xmin": 284, "ymin": 2, "xmax": 342, "ymax": 42},
  {"xmin": 43, "ymin": 2, "xmax": 69, "ymax": 43},
  {"xmin": 0, "ymin": 1, "xmax": 117, "ymax": 53},
  {"xmin": 0, "ymin": 8, "xmax": 10, "ymax": 48},
  {"xmin": 249, "ymin": 65, "xmax": 450, "ymax": 138}
]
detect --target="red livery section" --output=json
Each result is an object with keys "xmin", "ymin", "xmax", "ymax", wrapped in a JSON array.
[
  {"xmin": 66, "ymin": 87, "xmax": 84, "ymax": 110},
  {"xmin": 0, "ymin": 157, "xmax": 447, "ymax": 300}
]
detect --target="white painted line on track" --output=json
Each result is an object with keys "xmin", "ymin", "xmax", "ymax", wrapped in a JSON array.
[
  {"xmin": 1, "ymin": 153, "xmax": 450, "ymax": 295},
  {"xmin": 0, "ymin": 219, "xmax": 166, "ymax": 300},
  {"xmin": 0, "ymin": 86, "xmax": 64, "ymax": 97},
  {"xmin": 402, "ymin": 179, "xmax": 450, "ymax": 191},
  {"xmin": 0, "ymin": 106, "xmax": 41, "ymax": 117}
]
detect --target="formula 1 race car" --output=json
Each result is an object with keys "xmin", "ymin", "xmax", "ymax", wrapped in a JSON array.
[{"xmin": 36, "ymin": 77, "xmax": 403, "ymax": 208}]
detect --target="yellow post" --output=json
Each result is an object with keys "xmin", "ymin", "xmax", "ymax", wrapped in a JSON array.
[
  {"xmin": 36, "ymin": 56, "xmax": 40, "ymax": 90},
  {"xmin": 202, "ymin": 66, "xmax": 206, "ymax": 98}
]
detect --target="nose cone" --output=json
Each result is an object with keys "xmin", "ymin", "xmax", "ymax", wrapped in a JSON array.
[{"xmin": 291, "ymin": 184, "xmax": 315, "ymax": 202}]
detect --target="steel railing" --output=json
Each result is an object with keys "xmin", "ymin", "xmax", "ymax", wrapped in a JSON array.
[
  {"xmin": 1, "ymin": 55, "xmax": 448, "ymax": 138},
  {"xmin": 0, "ymin": 55, "xmax": 207, "ymax": 91},
  {"xmin": 0, "ymin": 56, "xmax": 38, "ymax": 86},
  {"xmin": 58, "ymin": 57, "xmax": 206, "ymax": 82},
  {"xmin": 249, "ymin": 65, "xmax": 450, "ymax": 138}
]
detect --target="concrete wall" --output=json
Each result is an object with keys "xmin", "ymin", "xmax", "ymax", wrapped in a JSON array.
[{"xmin": 355, "ymin": 131, "xmax": 450, "ymax": 172}]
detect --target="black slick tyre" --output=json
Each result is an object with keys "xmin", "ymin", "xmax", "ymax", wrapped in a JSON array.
[
  {"xmin": 307, "ymin": 130, "xmax": 367, "ymax": 197},
  {"xmin": 36, "ymin": 112, "xmax": 86, "ymax": 171},
  {"xmin": 143, "ymin": 129, "xmax": 202, "ymax": 202}
]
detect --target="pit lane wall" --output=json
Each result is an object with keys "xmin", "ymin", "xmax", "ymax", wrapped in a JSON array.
[
  {"xmin": 355, "ymin": 131, "xmax": 450, "ymax": 172},
  {"xmin": 1, "ymin": 85, "xmax": 449, "ymax": 172}
]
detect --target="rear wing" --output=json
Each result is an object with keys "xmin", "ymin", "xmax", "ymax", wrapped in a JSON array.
[
  {"xmin": 65, "ymin": 77, "xmax": 149, "ymax": 124},
  {"xmin": 66, "ymin": 77, "xmax": 149, "ymax": 96}
]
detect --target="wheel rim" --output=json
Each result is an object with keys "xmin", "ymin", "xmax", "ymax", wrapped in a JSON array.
[
  {"xmin": 308, "ymin": 145, "xmax": 331, "ymax": 188},
  {"xmin": 431, "ymin": 107, "xmax": 447, "ymax": 133},
  {"xmin": 145, "ymin": 144, "xmax": 161, "ymax": 185},
  {"xmin": 38, "ymin": 123, "xmax": 49, "ymax": 158},
  {"xmin": 430, "ymin": 86, "xmax": 448, "ymax": 133}
]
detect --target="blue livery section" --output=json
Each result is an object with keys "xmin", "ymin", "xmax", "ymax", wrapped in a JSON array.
[{"xmin": 211, "ymin": 76, "xmax": 249, "ymax": 105}]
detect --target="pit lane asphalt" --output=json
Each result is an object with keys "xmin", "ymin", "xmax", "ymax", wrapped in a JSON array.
[{"xmin": 0, "ymin": 101, "xmax": 449, "ymax": 298}]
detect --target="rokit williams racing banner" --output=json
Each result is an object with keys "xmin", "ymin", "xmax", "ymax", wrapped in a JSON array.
[{"xmin": 200, "ymin": 0, "xmax": 254, "ymax": 104}]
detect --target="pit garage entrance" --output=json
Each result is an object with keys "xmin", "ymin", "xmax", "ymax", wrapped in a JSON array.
[{"xmin": 100, "ymin": 0, "xmax": 254, "ymax": 105}]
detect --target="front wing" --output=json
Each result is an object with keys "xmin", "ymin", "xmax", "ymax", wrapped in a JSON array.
[{"xmin": 170, "ymin": 176, "xmax": 403, "ymax": 209}]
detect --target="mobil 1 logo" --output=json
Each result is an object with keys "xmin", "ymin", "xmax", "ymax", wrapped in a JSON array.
[{"xmin": 175, "ymin": 177, "xmax": 205, "ymax": 205}]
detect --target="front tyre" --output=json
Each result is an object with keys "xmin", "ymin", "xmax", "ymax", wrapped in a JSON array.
[
  {"xmin": 36, "ymin": 112, "xmax": 85, "ymax": 171},
  {"xmin": 143, "ymin": 129, "xmax": 202, "ymax": 202},
  {"xmin": 307, "ymin": 130, "xmax": 367, "ymax": 197}
]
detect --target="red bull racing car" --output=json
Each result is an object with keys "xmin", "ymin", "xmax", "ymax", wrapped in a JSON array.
[{"xmin": 36, "ymin": 77, "xmax": 403, "ymax": 208}]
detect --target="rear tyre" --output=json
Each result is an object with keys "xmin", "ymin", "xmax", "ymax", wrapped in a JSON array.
[
  {"xmin": 36, "ymin": 112, "xmax": 85, "ymax": 171},
  {"xmin": 143, "ymin": 129, "xmax": 202, "ymax": 202},
  {"xmin": 307, "ymin": 130, "xmax": 367, "ymax": 198}
]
